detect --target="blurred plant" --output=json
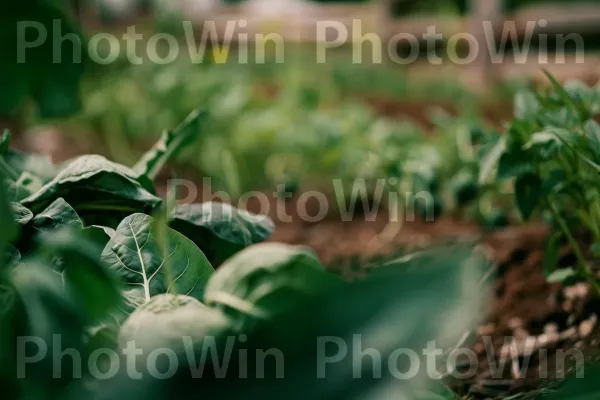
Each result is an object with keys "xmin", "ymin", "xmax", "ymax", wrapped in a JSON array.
[
  {"xmin": 481, "ymin": 72, "xmax": 600, "ymax": 292},
  {"xmin": 0, "ymin": 1, "xmax": 86, "ymax": 119}
]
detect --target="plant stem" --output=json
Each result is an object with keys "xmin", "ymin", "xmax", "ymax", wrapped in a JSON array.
[{"xmin": 547, "ymin": 199, "xmax": 600, "ymax": 294}]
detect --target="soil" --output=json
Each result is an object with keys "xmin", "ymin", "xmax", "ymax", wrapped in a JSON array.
[{"xmin": 364, "ymin": 96, "xmax": 513, "ymax": 131}]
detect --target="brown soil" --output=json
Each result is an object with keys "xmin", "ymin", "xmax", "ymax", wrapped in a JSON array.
[{"xmin": 364, "ymin": 96, "xmax": 513, "ymax": 131}]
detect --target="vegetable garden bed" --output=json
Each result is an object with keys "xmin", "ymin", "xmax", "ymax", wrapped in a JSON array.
[{"xmin": 5, "ymin": 3, "xmax": 600, "ymax": 399}]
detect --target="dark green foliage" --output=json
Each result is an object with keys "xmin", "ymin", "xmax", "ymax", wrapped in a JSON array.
[
  {"xmin": 169, "ymin": 202, "xmax": 275, "ymax": 265},
  {"xmin": 0, "ymin": 1, "xmax": 86, "ymax": 118}
]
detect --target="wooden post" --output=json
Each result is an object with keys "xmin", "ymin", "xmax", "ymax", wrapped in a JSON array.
[{"xmin": 468, "ymin": 0, "xmax": 503, "ymax": 88}]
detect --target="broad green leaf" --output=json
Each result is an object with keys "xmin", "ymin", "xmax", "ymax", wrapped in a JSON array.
[
  {"xmin": 515, "ymin": 172, "xmax": 542, "ymax": 220},
  {"xmin": 539, "ymin": 364, "xmax": 600, "ymax": 399},
  {"xmin": 40, "ymin": 228, "xmax": 121, "ymax": 322},
  {"xmin": 204, "ymin": 243, "xmax": 344, "ymax": 329},
  {"xmin": 101, "ymin": 213, "xmax": 214, "ymax": 307},
  {"xmin": 21, "ymin": 155, "xmax": 162, "ymax": 226},
  {"xmin": 119, "ymin": 294, "xmax": 231, "ymax": 352},
  {"xmin": 32, "ymin": 198, "xmax": 83, "ymax": 233},
  {"xmin": 543, "ymin": 232, "xmax": 562, "ymax": 278},
  {"xmin": 169, "ymin": 202, "xmax": 274, "ymax": 265},
  {"xmin": 133, "ymin": 110, "xmax": 205, "ymax": 181}
]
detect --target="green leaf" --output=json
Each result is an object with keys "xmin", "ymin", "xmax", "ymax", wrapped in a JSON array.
[
  {"xmin": 478, "ymin": 136, "xmax": 505, "ymax": 184},
  {"xmin": 119, "ymin": 294, "xmax": 231, "ymax": 352},
  {"xmin": 543, "ymin": 232, "xmax": 562, "ymax": 278},
  {"xmin": 32, "ymin": 198, "xmax": 83, "ymax": 233},
  {"xmin": 539, "ymin": 364, "xmax": 600, "ymax": 399},
  {"xmin": 133, "ymin": 110, "xmax": 205, "ymax": 181},
  {"xmin": 169, "ymin": 202, "xmax": 274, "ymax": 265},
  {"xmin": 496, "ymin": 150, "xmax": 533, "ymax": 180},
  {"xmin": 204, "ymin": 243, "xmax": 344, "ymax": 330},
  {"xmin": 101, "ymin": 213, "xmax": 214, "ymax": 307},
  {"xmin": 40, "ymin": 228, "xmax": 121, "ymax": 322},
  {"xmin": 523, "ymin": 129, "xmax": 571, "ymax": 160},
  {"xmin": 541, "ymin": 169, "xmax": 569, "ymax": 196},
  {"xmin": 515, "ymin": 172, "xmax": 542, "ymax": 220},
  {"xmin": 514, "ymin": 90, "xmax": 540, "ymax": 120},
  {"xmin": 21, "ymin": 155, "xmax": 162, "ymax": 226},
  {"xmin": 546, "ymin": 267, "xmax": 577, "ymax": 283}
]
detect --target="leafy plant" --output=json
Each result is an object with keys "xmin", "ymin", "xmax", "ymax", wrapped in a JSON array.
[
  {"xmin": 481, "ymin": 72, "xmax": 600, "ymax": 292},
  {"xmin": 0, "ymin": 110, "xmax": 277, "ymax": 397}
]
